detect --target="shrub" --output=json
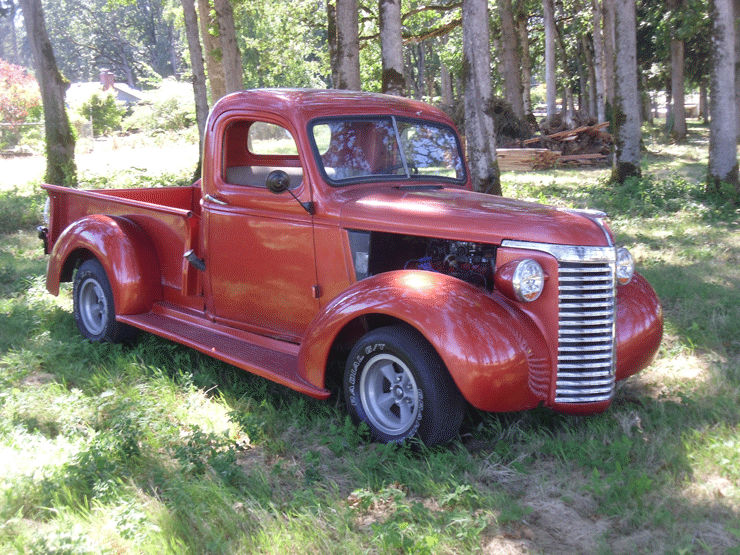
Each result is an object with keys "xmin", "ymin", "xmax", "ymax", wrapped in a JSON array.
[
  {"xmin": 122, "ymin": 80, "xmax": 195, "ymax": 134},
  {"xmin": 79, "ymin": 91, "xmax": 123, "ymax": 137}
]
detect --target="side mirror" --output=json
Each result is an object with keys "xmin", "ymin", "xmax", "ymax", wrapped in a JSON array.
[{"xmin": 266, "ymin": 170, "xmax": 290, "ymax": 194}]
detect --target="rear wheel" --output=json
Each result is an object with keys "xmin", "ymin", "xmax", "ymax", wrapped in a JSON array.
[
  {"xmin": 344, "ymin": 325, "xmax": 465, "ymax": 446},
  {"xmin": 73, "ymin": 259, "xmax": 136, "ymax": 343}
]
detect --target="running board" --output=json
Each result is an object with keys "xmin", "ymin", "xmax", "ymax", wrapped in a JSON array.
[{"xmin": 118, "ymin": 303, "xmax": 330, "ymax": 399}]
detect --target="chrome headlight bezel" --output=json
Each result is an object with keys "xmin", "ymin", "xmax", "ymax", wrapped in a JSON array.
[
  {"xmin": 496, "ymin": 258, "xmax": 546, "ymax": 303},
  {"xmin": 616, "ymin": 247, "xmax": 634, "ymax": 285}
]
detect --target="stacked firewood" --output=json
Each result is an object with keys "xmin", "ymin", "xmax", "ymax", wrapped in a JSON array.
[
  {"xmin": 508, "ymin": 122, "xmax": 613, "ymax": 169},
  {"xmin": 497, "ymin": 148, "xmax": 562, "ymax": 171}
]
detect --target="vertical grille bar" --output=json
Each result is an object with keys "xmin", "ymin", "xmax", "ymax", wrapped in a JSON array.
[{"xmin": 555, "ymin": 261, "xmax": 616, "ymax": 403}]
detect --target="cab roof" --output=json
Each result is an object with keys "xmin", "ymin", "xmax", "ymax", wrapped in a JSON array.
[{"xmin": 208, "ymin": 88, "xmax": 457, "ymax": 127}]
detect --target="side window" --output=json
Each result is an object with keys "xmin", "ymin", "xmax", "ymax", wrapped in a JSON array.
[
  {"xmin": 223, "ymin": 120, "xmax": 303, "ymax": 189},
  {"xmin": 248, "ymin": 122, "xmax": 299, "ymax": 156}
]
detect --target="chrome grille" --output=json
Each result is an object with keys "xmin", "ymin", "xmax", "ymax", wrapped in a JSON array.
[
  {"xmin": 500, "ymin": 240, "xmax": 618, "ymax": 405},
  {"xmin": 556, "ymin": 261, "xmax": 616, "ymax": 403}
]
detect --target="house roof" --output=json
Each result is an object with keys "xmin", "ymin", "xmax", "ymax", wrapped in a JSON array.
[{"xmin": 67, "ymin": 81, "xmax": 145, "ymax": 105}]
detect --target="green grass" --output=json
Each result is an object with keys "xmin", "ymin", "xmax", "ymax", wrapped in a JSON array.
[{"xmin": 0, "ymin": 124, "xmax": 739, "ymax": 554}]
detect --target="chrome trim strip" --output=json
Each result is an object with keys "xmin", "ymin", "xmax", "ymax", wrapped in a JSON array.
[{"xmin": 500, "ymin": 240, "xmax": 616, "ymax": 263}]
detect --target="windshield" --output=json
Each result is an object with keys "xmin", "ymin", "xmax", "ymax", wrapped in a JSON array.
[{"xmin": 309, "ymin": 116, "xmax": 466, "ymax": 186}]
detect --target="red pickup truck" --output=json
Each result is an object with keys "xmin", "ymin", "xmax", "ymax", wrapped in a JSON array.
[{"xmin": 40, "ymin": 89, "xmax": 663, "ymax": 446}]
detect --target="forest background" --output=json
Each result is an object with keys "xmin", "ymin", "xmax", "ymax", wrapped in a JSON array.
[
  {"xmin": 0, "ymin": 0, "xmax": 739, "ymax": 554},
  {"xmin": 1, "ymin": 0, "xmax": 740, "ymax": 194}
]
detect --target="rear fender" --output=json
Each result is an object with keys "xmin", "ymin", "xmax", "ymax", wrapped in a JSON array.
[
  {"xmin": 299, "ymin": 270, "xmax": 551, "ymax": 412},
  {"xmin": 47, "ymin": 215, "xmax": 162, "ymax": 315}
]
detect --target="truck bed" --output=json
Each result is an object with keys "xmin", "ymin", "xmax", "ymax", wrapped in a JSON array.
[{"xmin": 42, "ymin": 184, "xmax": 203, "ymax": 303}]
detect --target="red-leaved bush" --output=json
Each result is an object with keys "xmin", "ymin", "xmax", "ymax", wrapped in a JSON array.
[{"xmin": 0, "ymin": 60, "xmax": 41, "ymax": 128}]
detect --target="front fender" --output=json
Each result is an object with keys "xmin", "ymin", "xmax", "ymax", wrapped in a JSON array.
[
  {"xmin": 299, "ymin": 270, "xmax": 551, "ymax": 412},
  {"xmin": 615, "ymin": 272, "xmax": 663, "ymax": 380},
  {"xmin": 47, "ymin": 215, "xmax": 162, "ymax": 315}
]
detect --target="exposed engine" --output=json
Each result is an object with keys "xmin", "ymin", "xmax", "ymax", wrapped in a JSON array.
[{"xmin": 403, "ymin": 238, "xmax": 496, "ymax": 290}]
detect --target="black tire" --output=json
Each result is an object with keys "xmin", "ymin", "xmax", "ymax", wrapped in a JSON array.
[
  {"xmin": 343, "ymin": 325, "xmax": 466, "ymax": 446},
  {"xmin": 73, "ymin": 259, "xmax": 136, "ymax": 343}
]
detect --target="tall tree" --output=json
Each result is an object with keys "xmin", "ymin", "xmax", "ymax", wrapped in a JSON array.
[
  {"xmin": 735, "ymin": 0, "xmax": 740, "ymax": 142},
  {"xmin": 708, "ymin": 0, "xmax": 738, "ymax": 192},
  {"xmin": 602, "ymin": 0, "xmax": 616, "ymax": 113},
  {"xmin": 0, "ymin": 0, "xmax": 19, "ymax": 64},
  {"xmin": 181, "ymin": 0, "xmax": 208, "ymax": 179},
  {"xmin": 18, "ymin": 0, "xmax": 76, "ymax": 186},
  {"xmin": 198, "ymin": 0, "xmax": 227, "ymax": 101},
  {"xmin": 463, "ymin": 0, "xmax": 501, "ymax": 196},
  {"xmin": 592, "ymin": 0, "xmax": 607, "ymax": 122},
  {"xmin": 43, "ymin": 0, "xmax": 184, "ymax": 87},
  {"xmin": 543, "ymin": 0, "xmax": 557, "ymax": 121},
  {"xmin": 379, "ymin": 0, "xmax": 405, "ymax": 95},
  {"xmin": 516, "ymin": 9, "xmax": 532, "ymax": 116},
  {"xmin": 335, "ymin": 0, "xmax": 361, "ymax": 90},
  {"xmin": 669, "ymin": 0, "xmax": 687, "ymax": 141},
  {"xmin": 612, "ymin": 0, "xmax": 641, "ymax": 182},
  {"xmin": 213, "ymin": 0, "xmax": 243, "ymax": 93},
  {"xmin": 497, "ymin": 0, "xmax": 523, "ymax": 118}
]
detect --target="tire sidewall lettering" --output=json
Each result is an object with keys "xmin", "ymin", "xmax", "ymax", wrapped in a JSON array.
[{"xmin": 346, "ymin": 340, "xmax": 423, "ymax": 442}]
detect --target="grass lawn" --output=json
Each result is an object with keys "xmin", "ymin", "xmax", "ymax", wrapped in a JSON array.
[{"xmin": 0, "ymin": 123, "xmax": 738, "ymax": 554}]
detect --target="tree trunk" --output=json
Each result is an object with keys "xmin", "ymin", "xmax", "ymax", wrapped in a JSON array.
[
  {"xmin": 198, "ymin": 0, "xmax": 226, "ymax": 101},
  {"xmin": 669, "ymin": 0, "xmax": 687, "ymax": 142},
  {"xmin": 602, "ymin": 0, "xmax": 616, "ymax": 115},
  {"xmin": 612, "ymin": 0, "xmax": 641, "ymax": 182},
  {"xmin": 181, "ymin": 0, "xmax": 209, "ymax": 180},
  {"xmin": 213, "ymin": 0, "xmax": 243, "ymax": 94},
  {"xmin": 670, "ymin": 37, "xmax": 686, "ymax": 141},
  {"xmin": 517, "ymin": 11, "xmax": 532, "ymax": 116},
  {"xmin": 592, "ymin": 0, "xmax": 606, "ymax": 122},
  {"xmin": 582, "ymin": 34, "xmax": 597, "ymax": 118},
  {"xmin": 463, "ymin": 0, "xmax": 501, "ymax": 196},
  {"xmin": 439, "ymin": 36, "xmax": 454, "ymax": 105},
  {"xmin": 379, "ymin": 0, "xmax": 405, "ymax": 96},
  {"xmin": 440, "ymin": 62, "xmax": 454, "ymax": 105},
  {"xmin": 543, "ymin": 0, "xmax": 557, "ymax": 122},
  {"xmin": 498, "ymin": 0, "xmax": 523, "ymax": 118},
  {"xmin": 708, "ymin": 0, "xmax": 739, "ymax": 192},
  {"xmin": 335, "ymin": 0, "xmax": 360, "ymax": 90},
  {"xmin": 18, "ymin": 0, "xmax": 77, "ymax": 186},
  {"xmin": 735, "ymin": 0, "xmax": 740, "ymax": 142}
]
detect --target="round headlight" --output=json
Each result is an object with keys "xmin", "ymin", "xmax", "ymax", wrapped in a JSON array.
[
  {"xmin": 512, "ymin": 259, "xmax": 545, "ymax": 302},
  {"xmin": 616, "ymin": 247, "xmax": 634, "ymax": 285}
]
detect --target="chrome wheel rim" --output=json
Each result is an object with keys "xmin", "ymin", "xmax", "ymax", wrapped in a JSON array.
[
  {"xmin": 359, "ymin": 353, "xmax": 420, "ymax": 436},
  {"xmin": 79, "ymin": 278, "xmax": 107, "ymax": 336}
]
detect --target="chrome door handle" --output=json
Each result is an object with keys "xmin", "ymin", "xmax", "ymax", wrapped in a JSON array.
[{"xmin": 205, "ymin": 194, "xmax": 228, "ymax": 206}]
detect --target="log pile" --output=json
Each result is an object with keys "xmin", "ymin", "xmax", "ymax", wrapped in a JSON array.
[
  {"xmin": 516, "ymin": 122, "xmax": 612, "ymax": 169},
  {"xmin": 497, "ymin": 122, "xmax": 613, "ymax": 171},
  {"xmin": 497, "ymin": 148, "xmax": 562, "ymax": 171}
]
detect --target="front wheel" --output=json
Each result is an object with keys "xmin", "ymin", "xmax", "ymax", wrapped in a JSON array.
[
  {"xmin": 73, "ymin": 259, "xmax": 136, "ymax": 343},
  {"xmin": 344, "ymin": 325, "xmax": 465, "ymax": 446}
]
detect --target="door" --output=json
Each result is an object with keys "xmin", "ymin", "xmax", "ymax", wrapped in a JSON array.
[{"xmin": 204, "ymin": 118, "xmax": 319, "ymax": 341}]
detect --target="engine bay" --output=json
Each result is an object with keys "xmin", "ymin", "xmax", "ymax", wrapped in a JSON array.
[{"xmin": 357, "ymin": 232, "xmax": 497, "ymax": 291}]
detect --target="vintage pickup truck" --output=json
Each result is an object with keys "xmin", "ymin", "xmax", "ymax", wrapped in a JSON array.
[{"xmin": 40, "ymin": 89, "xmax": 663, "ymax": 446}]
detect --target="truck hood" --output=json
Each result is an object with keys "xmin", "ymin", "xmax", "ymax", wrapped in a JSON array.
[{"xmin": 338, "ymin": 186, "xmax": 612, "ymax": 247}]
